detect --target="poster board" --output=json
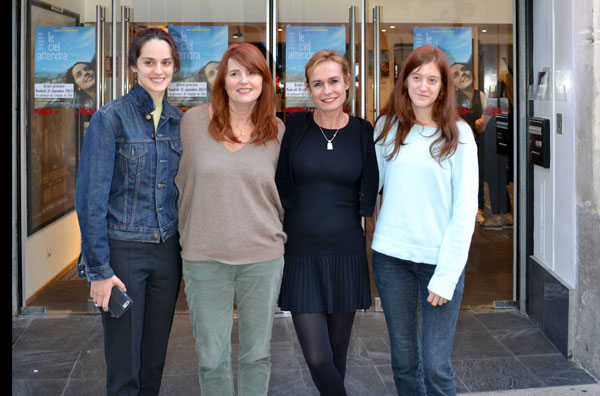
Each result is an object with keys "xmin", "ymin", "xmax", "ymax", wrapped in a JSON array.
[
  {"xmin": 168, "ymin": 25, "xmax": 228, "ymax": 108},
  {"xmin": 285, "ymin": 26, "xmax": 346, "ymax": 111}
]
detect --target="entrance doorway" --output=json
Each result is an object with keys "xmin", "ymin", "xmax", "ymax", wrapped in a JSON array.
[{"xmin": 21, "ymin": 0, "xmax": 515, "ymax": 313}]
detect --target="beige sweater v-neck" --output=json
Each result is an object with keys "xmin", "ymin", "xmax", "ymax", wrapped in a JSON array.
[{"xmin": 175, "ymin": 104, "xmax": 286, "ymax": 264}]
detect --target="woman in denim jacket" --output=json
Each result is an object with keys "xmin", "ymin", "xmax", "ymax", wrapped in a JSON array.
[{"xmin": 75, "ymin": 28, "xmax": 183, "ymax": 396}]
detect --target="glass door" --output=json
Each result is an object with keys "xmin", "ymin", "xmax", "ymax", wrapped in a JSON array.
[
  {"xmin": 113, "ymin": 0, "xmax": 268, "ymax": 110},
  {"xmin": 367, "ymin": 0, "xmax": 516, "ymax": 309},
  {"xmin": 276, "ymin": 1, "xmax": 363, "ymax": 120}
]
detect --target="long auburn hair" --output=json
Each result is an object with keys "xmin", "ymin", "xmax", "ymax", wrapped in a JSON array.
[
  {"xmin": 375, "ymin": 45, "xmax": 460, "ymax": 163},
  {"xmin": 209, "ymin": 43, "xmax": 279, "ymax": 145}
]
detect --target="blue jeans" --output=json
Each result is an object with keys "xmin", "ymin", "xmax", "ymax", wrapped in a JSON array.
[{"xmin": 372, "ymin": 251, "xmax": 464, "ymax": 396}]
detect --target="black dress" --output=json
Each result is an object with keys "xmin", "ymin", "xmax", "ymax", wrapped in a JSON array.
[{"xmin": 278, "ymin": 115, "xmax": 371, "ymax": 313}]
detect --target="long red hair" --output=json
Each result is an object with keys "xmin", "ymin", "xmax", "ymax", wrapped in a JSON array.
[
  {"xmin": 375, "ymin": 45, "xmax": 460, "ymax": 163},
  {"xmin": 209, "ymin": 43, "xmax": 279, "ymax": 144}
]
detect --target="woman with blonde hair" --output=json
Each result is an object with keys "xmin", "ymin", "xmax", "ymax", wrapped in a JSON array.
[
  {"xmin": 175, "ymin": 43, "xmax": 286, "ymax": 396},
  {"xmin": 372, "ymin": 45, "xmax": 478, "ymax": 395},
  {"xmin": 276, "ymin": 49, "xmax": 378, "ymax": 396}
]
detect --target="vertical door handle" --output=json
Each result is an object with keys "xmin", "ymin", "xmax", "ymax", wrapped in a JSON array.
[
  {"xmin": 120, "ymin": 6, "xmax": 131, "ymax": 96},
  {"xmin": 360, "ymin": 0, "xmax": 366, "ymax": 119},
  {"xmin": 95, "ymin": 5, "xmax": 105, "ymax": 107},
  {"xmin": 373, "ymin": 6, "xmax": 380, "ymax": 120},
  {"xmin": 349, "ymin": 6, "xmax": 356, "ymax": 117}
]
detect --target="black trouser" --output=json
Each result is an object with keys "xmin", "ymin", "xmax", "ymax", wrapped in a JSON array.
[{"xmin": 102, "ymin": 235, "xmax": 182, "ymax": 396}]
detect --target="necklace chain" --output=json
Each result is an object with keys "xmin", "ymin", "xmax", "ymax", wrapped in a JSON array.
[
  {"xmin": 314, "ymin": 112, "xmax": 344, "ymax": 151},
  {"xmin": 317, "ymin": 125, "xmax": 340, "ymax": 151}
]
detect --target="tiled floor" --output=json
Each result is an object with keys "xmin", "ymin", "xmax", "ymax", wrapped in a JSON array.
[{"xmin": 12, "ymin": 309, "xmax": 597, "ymax": 395}]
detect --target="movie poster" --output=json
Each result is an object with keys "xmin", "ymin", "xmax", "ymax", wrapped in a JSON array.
[
  {"xmin": 34, "ymin": 26, "xmax": 96, "ymax": 109},
  {"xmin": 167, "ymin": 25, "xmax": 228, "ymax": 107},
  {"xmin": 285, "ymin": 26, "xmax": 346, "ymax": 110},
  {"xmin": 413, "ymin": 27, "xmax": 472, "ymax": 65}
]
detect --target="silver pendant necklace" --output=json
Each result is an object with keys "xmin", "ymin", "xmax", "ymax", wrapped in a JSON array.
[{"xmin": 317, "ymin": 124, "xmax": 340, "ymax": 151}]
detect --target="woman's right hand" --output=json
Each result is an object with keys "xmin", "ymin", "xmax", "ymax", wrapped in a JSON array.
[{"xmin": 90, "ymin": 275, "xmax": 126, "ymax": 312}]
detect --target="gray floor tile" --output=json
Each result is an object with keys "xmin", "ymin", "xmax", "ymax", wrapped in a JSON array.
[
  {"xmin": 268, "ymin": 369, "xmax": 312, "ymax": 396},
  {"xmin": 69, "ymin": 347, "xmax": 106, "ymax": 379},
  {"xmin": 159, "ymin": 374, "xmax": 201, "ymax": 396},
  {"xmin": 374, "ymin": 364, "xmax": 396, "ymax": 395},
  {"xmin": 345, "ymin": 365, "xmax": 391, "ymax": 395},
  {"xmin": 12, "ymin": 350, "xmax": 81, "ymax": 380},
  {"xmin": 12, "ymin": 379, "xmax": 68, "ymax": 396},
  {"xmin": 493, "ymin": 327, "xmax": 560, "ymax": 356},
  {"xmin": 12, "ymin": 315, "xmax": 97, "ymax": 353},
  {"xmin": 456, "ymin": 310, "xmax": 488, "ymax": 333},
  {"xmin": 452, "ymin": 331, "xmax": 511, "ymax": 360},
  {"xmin": 518, "ymin": 354, "xmax": 598, "ymax": 387},
  {"xmin": 163, "ymin": 343, "xmax": 200, "ymax": 376},
  {"xmin": 62, "ymin": 377, "xmax": 106, "ymax": 396},
  {"xmin": 361, "ymin": 336, "xmax": 392, "ymax": 365},
  {"xmin": 11, "ymin": 311, "xmax": 598, "ymax": 396},
  {"xmin": 453, "ymin": 357, "xmax": 545, "ymax": 392},
  {"xmin": 473, "ymin": 310, "xmax": 537, "ymax": 332}
]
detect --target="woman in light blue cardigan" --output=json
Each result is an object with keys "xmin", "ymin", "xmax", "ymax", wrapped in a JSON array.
[{"xmin": 372, "ymin": 45, "xmax": 478, "ymax": 396}]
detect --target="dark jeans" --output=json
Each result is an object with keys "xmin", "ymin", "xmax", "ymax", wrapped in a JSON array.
[
  {"xmin": 102, "ymin": 235, "xmax": 182, "ymax": 396},
  {"xmin": 372, "ymin": 251, "xmax": 464, "ymax": 396}
]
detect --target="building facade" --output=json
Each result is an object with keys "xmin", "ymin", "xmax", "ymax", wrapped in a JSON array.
[{"xmin": 11, "ymin": 0, "xmax": 600, "ymax": 379}]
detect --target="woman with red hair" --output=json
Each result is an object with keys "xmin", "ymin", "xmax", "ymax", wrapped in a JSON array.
[
  {"xmin": 175, "ymin": 43, "xmax": 286, "ymax": 396},
  {"xmin": 371, "ymin": 45, "xmax": 478, "ymax": 395}
]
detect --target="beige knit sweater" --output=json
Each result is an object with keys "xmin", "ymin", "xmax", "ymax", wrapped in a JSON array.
[{"xmin": 175, "ymin": 104, "xmax": 286, "ymax": 264}]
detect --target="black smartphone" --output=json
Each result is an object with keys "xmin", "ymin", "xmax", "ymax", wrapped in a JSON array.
[{"xmin": 108, "ymin": 286, "xmax": 133, "ymax": 318}]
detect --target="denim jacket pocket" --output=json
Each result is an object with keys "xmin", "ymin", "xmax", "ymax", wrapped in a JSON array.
[{"xmin": 117, "ymin": 142, "xmax": 149, "ymax": 225}]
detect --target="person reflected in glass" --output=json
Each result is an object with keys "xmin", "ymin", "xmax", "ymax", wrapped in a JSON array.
[
  {"xmin": 198, "ymin": 60, "xmax": 219, "ymax": 102},
  {"xmin": 75, "ymin": 28, "xmax": 183, "ymax": 396},
  {"xmin": 450, "ymin": 62, "xmax": 489, "ymax": 225},
  {"xmin": 372, "ymin": 45, "xmax": 478, "ymax": 396},
  {"xmin": 175, "ymin": 43, "xmax": 286, "ymax": 396},
  {"xmin": 275, "ymin": 49, "xmax": 378, "ymax": 396},
  {"xmin": 66, "ymin": 60, "xmax": 96, "ymax": 108}
]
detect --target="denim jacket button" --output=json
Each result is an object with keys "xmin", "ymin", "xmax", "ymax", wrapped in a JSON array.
[
  {"xmin": 157, "ymin": 183, "xmax": 163, "ymax": 189},
  {"xmin": 146, "ymin": 114, "xmax": 151, "ymax": 120},
  {"xmin": 153, "ymin": 233, "xmax": 159, "ymax": 239},
  {"xmin": 152, "ymin": 133, "xmax": 155, "ymax": 139}
]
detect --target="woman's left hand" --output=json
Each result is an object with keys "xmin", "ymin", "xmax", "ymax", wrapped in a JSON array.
[{"xmin": 427, "ymin": 290, "xmax": 448, "ymax": 306}]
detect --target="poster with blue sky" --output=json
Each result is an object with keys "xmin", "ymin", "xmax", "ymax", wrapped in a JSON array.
[
  {"xmin": 168, "ymin": 25, "xmax": 228, "ymax": 107},
  {"xmin": 413, "ymin": 27, "xmax": 472, "ymax": 65},
  {"xmin": 34, "ymin": 26, "xmax": 95, "ymax": 108},
  {"xmin": 285, "ymin": 26, "xmax": 346, "ymax": 109}
]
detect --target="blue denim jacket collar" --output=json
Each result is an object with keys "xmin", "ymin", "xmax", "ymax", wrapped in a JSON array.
[{"xmin": 129, "ymin": 83, "xmax": 181, "ymax": 120}]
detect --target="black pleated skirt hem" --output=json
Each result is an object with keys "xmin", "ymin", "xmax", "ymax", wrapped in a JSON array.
[{"xmin": 278, "ymin": 253, "xmax": 371, "ymax": 313}]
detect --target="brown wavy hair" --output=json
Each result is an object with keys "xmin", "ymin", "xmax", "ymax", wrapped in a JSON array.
[
  {"xmin": 209, "ymin": 43, "xmax": 279, "ymax": 144},
  {"xmin": 375, "ymin": 45, "xmax": 460, "ymax": 163}
]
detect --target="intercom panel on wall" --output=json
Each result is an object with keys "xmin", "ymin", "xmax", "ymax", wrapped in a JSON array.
[{"xmin": 528, "ymin": 117, "xmax": 550, "ymax": 168}]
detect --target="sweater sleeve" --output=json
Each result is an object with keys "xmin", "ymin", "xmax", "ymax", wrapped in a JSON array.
[{"xmin": 427, "ymin": 121, "xmax": 479, "ymax": 300}]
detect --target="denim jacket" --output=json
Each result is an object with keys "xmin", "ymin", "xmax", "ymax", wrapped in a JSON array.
[{"xmin": 75, "ymin": 83, "xmax": 183, "ymax": 281}]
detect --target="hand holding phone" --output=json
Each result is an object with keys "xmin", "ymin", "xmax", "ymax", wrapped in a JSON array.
[{"xmin": 108, "ymin": 286, "xmax": 133, "ymax": 318}]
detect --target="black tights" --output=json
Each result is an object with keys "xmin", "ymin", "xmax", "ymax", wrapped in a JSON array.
[{"xmin": 292, "ymin": 312, "xmax": 356, "ymax": 396}]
